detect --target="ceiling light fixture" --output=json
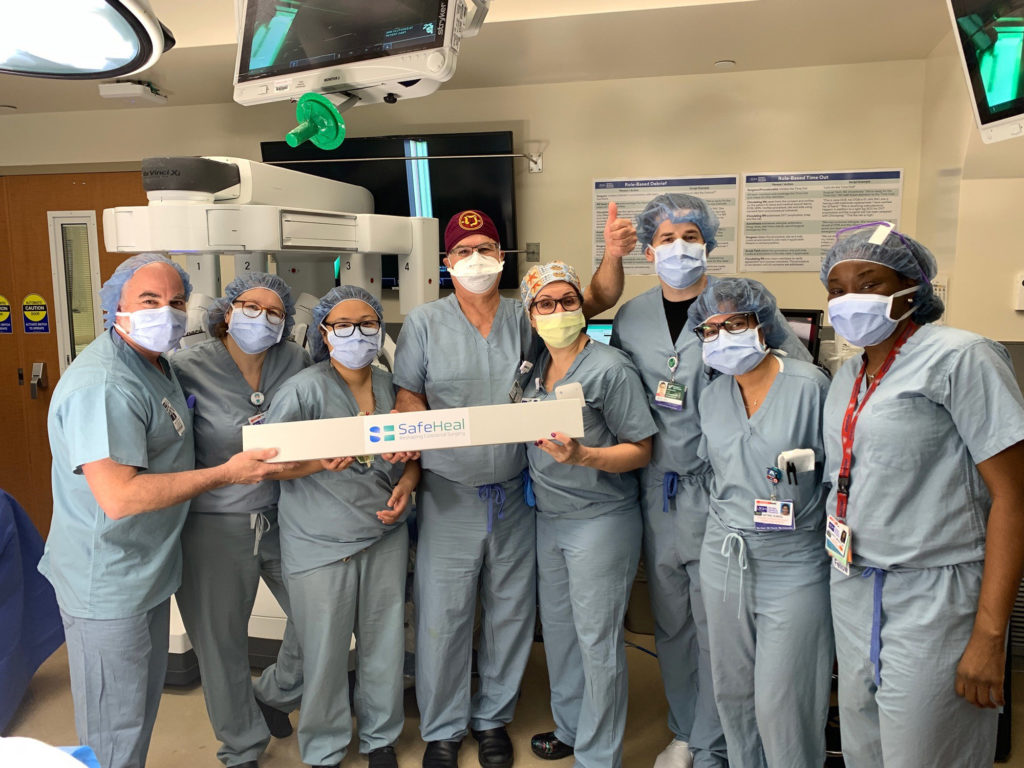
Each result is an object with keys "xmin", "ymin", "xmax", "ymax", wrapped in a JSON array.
[
  {"xmin": 714, "ymin": 59, "xmax": 737, "ymax": 70},
  {"xmin": 0, "ymin": 0, "xmax": 174, "ymax": 80}
]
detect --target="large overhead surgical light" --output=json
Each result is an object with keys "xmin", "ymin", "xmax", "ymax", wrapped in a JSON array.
[{"xmin": 0, "ymin": 0, "xmax": 174, "ymax": 79}]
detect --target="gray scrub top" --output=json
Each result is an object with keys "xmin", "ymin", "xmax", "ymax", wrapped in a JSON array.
[
  {"xmin": 698, "ymin": 356, "xmax": 830, "ymax": 559},
  {"xmin": 170, "ymin": 338, "xmax": 309, "ymax": 514},
  {"xmin": 524, "ymin": 340, "xmax": 657, "ymax": 519},
  {"xmin": 394, "ymin": 293, "xmax": 538, "ymax": 487},
  {"xmin": 822, "ymin": 324, "xmax": 1024, "ymax": 570},
  {"xmin": 39, "ymin": 329, "xmax": 194, "ymax": 619},
  {"xmin": 269, "ymin": 362, "xmax": 406, "ymax": 576},
  {"xmin": 611, "ymin": 286, "xmax": 711, "ymax": 478}
]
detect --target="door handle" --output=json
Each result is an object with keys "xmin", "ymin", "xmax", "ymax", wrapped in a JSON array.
[{"xmin": 30, "ymin": 362, "xmax": 48, "ymax": 399}]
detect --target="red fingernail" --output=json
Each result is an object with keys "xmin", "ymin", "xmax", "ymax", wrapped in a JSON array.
[{"xmin": 550, "ymin": 432, "xmax": 556, "ymax": 437}]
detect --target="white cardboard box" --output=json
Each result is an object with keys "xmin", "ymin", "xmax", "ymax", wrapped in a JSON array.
[{"xmin": 243, "ymin": 399, "xmax": 585, "ymax": 462}]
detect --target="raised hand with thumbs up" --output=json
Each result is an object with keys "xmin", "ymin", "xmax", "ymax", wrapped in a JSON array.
[{"xmin": 602, "ymin": 201, "xmax": 637, "ymax": 258}]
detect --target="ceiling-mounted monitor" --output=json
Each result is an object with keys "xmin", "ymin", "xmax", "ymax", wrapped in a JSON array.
[
  {"xmin": 947, "ymin": 0, "xmax": 1024, "ymax": 143},
  {"xmin": 234, "ymin": 0, "xmax": 485, "ymax": 107}
]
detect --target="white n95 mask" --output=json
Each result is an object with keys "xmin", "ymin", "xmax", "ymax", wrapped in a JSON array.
[
  {"xmin": 827, "ymin": 286, "xmax": 918, "ymax": 348},
  {"xmin": 651, "ymin": 239, "xmax": 706, "ymax": 289},
  {"xmin": 449, "ymin": 251, "xmax": 503, "ymax": 294},
  {"xmin": 116, "ymin": 305, "xmax": 188, "ymax": 353}
]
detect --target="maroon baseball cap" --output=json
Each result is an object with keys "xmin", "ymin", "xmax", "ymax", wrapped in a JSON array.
[{"xmin": 444, "ymin": 210, "xmax": 501, "ymax": 252}]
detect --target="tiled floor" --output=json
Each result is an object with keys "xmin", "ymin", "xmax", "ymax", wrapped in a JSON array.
[{"xmin": 7, "ymin": 636, "xmax": 1024, "ymax": 767}]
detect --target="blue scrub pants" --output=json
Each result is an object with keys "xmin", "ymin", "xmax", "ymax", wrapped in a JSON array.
[
  {"xmin": 61, "ymin": 599, "xmax": 170, "ymax": 768},
  {"xmin": 285, "ymin": 526, "xmax": 408, "ymax": 766},
  {"xmin": 176, "ymin": 510, "xmax": 304, "ymax": 766},
  {"xmin": 831, "ymin": 561, "xmax": 998, "ymax": 768},
  {"xmin": 536, "ymin": 510, "xmax": 641, "ymax": 768},
  {"xmin": 700, "ymin": 519, "xmax": 833, "ymax": 768},
  {"xmin": 414, "ymin": 469, "xmax": 536, "ymax": 742},
  {"xmin": 641, "ymin": 469, "xmax": 727, "ymax": 767}
]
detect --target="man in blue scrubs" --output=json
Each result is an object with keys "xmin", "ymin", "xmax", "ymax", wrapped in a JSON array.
[
  {"xmin": 40, "ymin": 253, "xmax": 292, "ymax": 768},
  {"xmin": 394, "ymin": 211, "xmax": 628, "ymax": 768}
]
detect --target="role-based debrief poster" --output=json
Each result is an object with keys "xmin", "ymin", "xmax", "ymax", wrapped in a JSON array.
[
  {"xmin": 592, "ymin": 175, "xmax": 739, "ymax": 275},
  {"xmin": 740, "ymin": 170, "xmax": 902, "ymax": 272}
]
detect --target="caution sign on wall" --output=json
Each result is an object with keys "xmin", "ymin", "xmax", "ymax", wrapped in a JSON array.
[
  {"xmin": 0, "ymin": 294, "xmax": 12, "ymax": 334},
  {"xmin": 22, "ymin": 293, "xmax": 50, "ymax": 334}
]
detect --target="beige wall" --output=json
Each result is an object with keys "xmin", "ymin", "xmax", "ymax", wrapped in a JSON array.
[{"xmin": 1, "ymin": 59, "xmax": 930, "ymax": 323}]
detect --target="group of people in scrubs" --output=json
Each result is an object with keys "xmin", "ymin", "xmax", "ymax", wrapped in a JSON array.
[{"xmin": 39, "ymin": 192, "xmax": 1024, "ymax": 768}]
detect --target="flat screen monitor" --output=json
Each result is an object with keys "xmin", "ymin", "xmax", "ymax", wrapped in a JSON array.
[
  {"xmin": 586, "ymin": 321, "xmax": 614, "ymax": 345},
  {"xmin": 261, "ymin": 131, "xmax": 519, "ymax": 289},
  {"xmin": 779, "ymin": 308, "xmax": 823, "ymax": 363},
  {"xmin": 948, "ymin": 0, "xmax": 1024, "ymax": 143},
  {"xmin": 234, "ymin": 0, "xmax": 464, "ymax": 106}
]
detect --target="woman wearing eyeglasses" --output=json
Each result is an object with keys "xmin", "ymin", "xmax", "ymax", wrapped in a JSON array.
[
  {"xmin": 266, "ymin": 285, "xmax": 419, "ymax": 768},
  {"xmin": 687, "ymin": 277, "xmax": 833, "ymax": 768},
  {"xmin": 170, "ymin": 272, "xmax": 309, "ymax": 768},
  {"xmin": 820, "ymin": 224, "xmax": 1024, "ymax": 767},
  {"xmin": 518, "ymin": 262, "xmax": 657, "ymax": 768}
]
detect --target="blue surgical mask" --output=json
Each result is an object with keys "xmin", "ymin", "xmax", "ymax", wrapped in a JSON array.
[
  {"xmin": 325, "ymin": 327, "xmax": 381, "ymax": 369},
  {"xmin": 651, "ymin": 239, "xmax": 706, "ymax": 289},
  {"xmin": 115, "ymin": 305, "xmax": 187, "ymax": 353},
  {"xmin": 827, "ymin": 286, "xmax": 918, "ymax": 348},
  {"xmin": 227, "ymin": 311, "xmax": 283, "ymax": 355},
  {"xmin": 702, "ymin": 327, "xmax": 768, "ymax": 376}
]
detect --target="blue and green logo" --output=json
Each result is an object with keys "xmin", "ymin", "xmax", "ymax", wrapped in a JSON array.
[{"xmin": 368, "ymin": 424, "xmax": 395, "ymax": 443}]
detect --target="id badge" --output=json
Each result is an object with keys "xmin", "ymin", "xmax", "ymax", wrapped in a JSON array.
[
  {"xmin": 753, "ymin": 498, "xmax": 796, "ymax": 531},
  {"xmin": 248, "ymin": 411, "xmax": 267, "ymax": 426},
  {"xmin": 832, "ymin": 557, "xmax": 850, "ymax": 576},
  {"xmin": 161, "ymin": 397, "xmax": 186, "ymax": 437},
  {"xmin": 508, "ymin": 379, "xmax": 524, "ymax": 403},
  {"xmin": 655, "ymin": 380, "xmax": 686, "ymax": 410},
  {"xmin": 825, "ymin": 514, "xmax": 852, "ymax": 563}
]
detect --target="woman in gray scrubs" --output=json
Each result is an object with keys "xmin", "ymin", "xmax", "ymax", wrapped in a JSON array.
[{"xmin": 171, "ymin": 272, "xmax": 309, "ymax": 768}]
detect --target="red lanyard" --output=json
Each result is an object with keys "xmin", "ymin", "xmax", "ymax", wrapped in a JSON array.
[{"xmin": 835, "ymin": 322, "xmax": 918, "ymax": 521}]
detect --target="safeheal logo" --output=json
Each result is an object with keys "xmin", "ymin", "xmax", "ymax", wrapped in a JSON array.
[
  {"xmin": 368, "ymin": 425, "xmax": 396, "ymax": 443},
  {"xmin": 364, "ymin": 408, "xmax": 472, "ymax": 453}
]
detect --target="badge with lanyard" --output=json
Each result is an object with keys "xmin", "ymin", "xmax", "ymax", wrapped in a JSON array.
[
  {"xmin": 655, "ymin": 355, "xmax": 686, "ymax": 410},
  {"xmin": 509, "ymin": 358, "xmax": 533, "ymax": 403},
  {"xmin": 248, "ymin": 390, "xmax": 267, "ymax": 426},
  {"xmin": 754, "ymin": 466, "xmax": 795, "ymax": 531},
  {"xmin": 827, "ymin": 321, "xmax": 918, "ymax": 574}
]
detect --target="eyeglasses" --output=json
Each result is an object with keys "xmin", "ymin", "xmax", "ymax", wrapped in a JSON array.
[
  {"xmin": 232, "ymin": 300, "xmax": 286, "ymax": 325},
  {"xmin": 693, "ymin": 313, "xmax": 756, "ymax": 342},
  {"xmin": 449, "ymin": 242, "xmax": 500, "ymax": 260},
  {"xmin": 532, "ymin": 294, "xmax": 582, "ymax": 315},
  {"xmin": 321, "ymin": 320, "xmax": 381, "ymax": 337}
]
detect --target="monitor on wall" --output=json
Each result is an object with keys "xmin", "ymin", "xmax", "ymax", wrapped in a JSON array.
[
  {"xmin": 780, "ymin": 308, "xmax": 823, "ymax": 363},
  {"xmin": 947, "ymin": 0, "xmax": 1024, "ymax": 143},
  {"xmin": 261, "ymin": 131, "xmax": 519, "ymax": 290}
]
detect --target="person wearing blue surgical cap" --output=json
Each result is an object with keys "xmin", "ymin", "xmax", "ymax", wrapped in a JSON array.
[
  {"xmin": 820, "ymin": 223, "xmax": 1024, "ymax": 767},
  {"xmin": 265, "ymin": 285, "xmax": 419, "ymax": 768},
  {"xmin": 169, "ymin": 272, "xmax": 309, "ymax": 768},
  {"xmin": 689, "ymin": 278, "xmax": 833, "ymax": 768},
  {"xmin": 39, "ymin": 254, "xmax": 292, "ymax": 768},
  {"xmin": 520, "ymin": 262, "xmax": 656, "ymax": 768}
]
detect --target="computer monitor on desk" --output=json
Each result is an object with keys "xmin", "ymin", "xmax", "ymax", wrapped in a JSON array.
[{"xmin": 779, "ymin": 308, "xmax": 823, "ymax": 363}]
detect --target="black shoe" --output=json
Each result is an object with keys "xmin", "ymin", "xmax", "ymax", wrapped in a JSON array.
[
  {"xmin": 422, "ymin": 739, "xmax": 462, "ymax": 768},
  {"xmin": 530, "ymin": 732, "xmax": 573, "ymax": 761},
  {"xmin": 471, "ymin": 726, "xmax": 514, "ymax": 768},
  {"xmin": 256, "ymin": 697, "xmax": 293, "ymax": 738},
  {"xmin": 369, "ymin": 746, "xmax": 399, "ymax": 768}
]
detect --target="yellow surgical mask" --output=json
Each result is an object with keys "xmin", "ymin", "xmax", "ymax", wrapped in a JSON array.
[{"xmin": 534, "ymin": 308, "xmax": 585, "ymax": 348}]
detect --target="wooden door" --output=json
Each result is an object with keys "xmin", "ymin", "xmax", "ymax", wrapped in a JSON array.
[{"xmin": 0, "ymin": 172, "xmax": 147, "ymax": 536}]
